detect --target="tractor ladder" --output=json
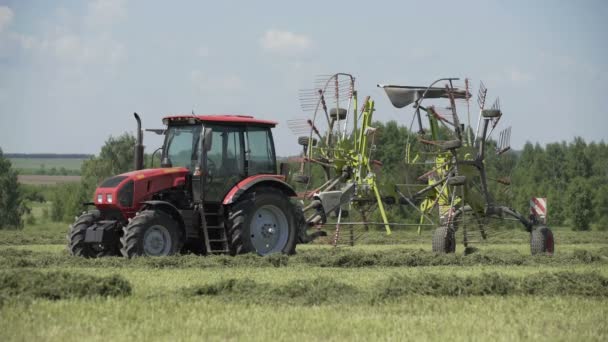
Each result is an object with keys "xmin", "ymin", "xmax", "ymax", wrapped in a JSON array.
[{"xmin": 201, "ymin": 204, "xmax": 230, "ymax": 254}]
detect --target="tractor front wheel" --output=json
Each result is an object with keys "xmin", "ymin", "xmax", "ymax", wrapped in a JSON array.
[
  {"xmin": 120, "ymin": 210, "xmax": 183, "ymax": 258},
  {"xmin": 227, "ymin": 188, "xmax": 297, "ymax": 256},
  {"xmin": 67, "ymin": 210, "xmax": 119, "ymax": 258}
]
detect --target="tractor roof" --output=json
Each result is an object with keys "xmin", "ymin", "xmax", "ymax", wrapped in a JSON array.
[{"xmin": 163, "ymin": 115, "xmax": 277, "ymax": 126}]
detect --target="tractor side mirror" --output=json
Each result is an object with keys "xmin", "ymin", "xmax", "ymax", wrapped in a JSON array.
[{"xmin": 202, "ymin": 127, "xmax": 213, "ymax": 152}]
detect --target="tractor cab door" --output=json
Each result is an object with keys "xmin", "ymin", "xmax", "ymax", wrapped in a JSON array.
[
  {"xmin": 204, "ymin": 124, "xmax": 246, "ymax": 202},
  {"xmin": 245, "ymin": 126, "xmax": 277, "ymax": 176}
]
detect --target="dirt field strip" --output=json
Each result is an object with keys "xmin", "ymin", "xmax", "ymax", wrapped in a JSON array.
[{"xmin": 17, "ymin": 175, "xmax": 81, "ymax": 185}]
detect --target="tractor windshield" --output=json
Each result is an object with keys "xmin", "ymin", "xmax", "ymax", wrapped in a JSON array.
[{"xmin": 163, "ymin": 124, "xmax": 202, "ymax": 170}]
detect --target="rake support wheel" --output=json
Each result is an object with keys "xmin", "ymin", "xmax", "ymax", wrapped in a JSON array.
[
  {"xmin": 432, "ymin": 225, "xmax": 456, "ymax": 254},
  {"xmin": 329, "ymin": 108, "xmax": 347, "ymax": 121},
  {"xmin": 530, "ymin": 225, "xmax": 554, "ymax": 255},
  {"xmin": 481, "ymin": 109, "xmax": 501, "ymax": 118},
  {"xmin": 298, "ymin": 136, "xmax": 317, "ymax": 147}
]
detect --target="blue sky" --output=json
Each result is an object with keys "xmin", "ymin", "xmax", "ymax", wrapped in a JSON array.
[{"xmin": 0, "ymin": 0, "xmax": 606, "ymax": 156}]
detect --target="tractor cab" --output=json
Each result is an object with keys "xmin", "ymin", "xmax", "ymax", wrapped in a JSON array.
[{"xmin": 160, "ymin": 115, "xmax": 279, "ymax": 203}]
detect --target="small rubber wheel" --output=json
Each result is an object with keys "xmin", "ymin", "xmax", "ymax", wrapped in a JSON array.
[
  {"xmin": 294, "ymin": 174, "xmax": 310, "ymax": 184},
  {"xmin": 481, "ymin": 109, "xmax": 501, "ymax": 118},
  {"xmin": 298, "ymin": 136, "xmax": 317, "ymax": 147},
  {"xmin": 439, "ymin": 139, "xmax": 462, "ymax": 151},
  {"xmin": 530, "ymin": 225, "xmax": 554, "ymax": 255},
  {"xmin": 330, "ymin": 108, "xmax": 347, "ymax": 120},
  {"xmin": 447, "ymin": 175, "xmax": 466, "ymax": 186},
  {"xmin": 432, "ymin": 225, "xmax": 456, "ymax": 253}
]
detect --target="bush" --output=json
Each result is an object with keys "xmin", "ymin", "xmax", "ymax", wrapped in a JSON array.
[
  {"xmin": 41, "ymin": 207, "xmax": 49, "ymax": 221},
  {"xmin": 24, "ymin": 214, "xmax": 36, "ymax": 226},
  {"xmin": 50, "ymin": 183, "xmax": 90, "ymax": 222}
]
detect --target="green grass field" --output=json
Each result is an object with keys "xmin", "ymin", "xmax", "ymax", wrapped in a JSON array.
[
  {"xmin": 1, "ymin": 203, "xmax": 607, "ymax": 341},
  {"xmin": 9, "ymin": 157, "xmax": 86, "ymax": 174}
]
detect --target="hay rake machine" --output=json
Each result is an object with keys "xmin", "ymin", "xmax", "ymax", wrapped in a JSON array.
[{"xmin": 288, "ymin": 73, "xmax": 554, "ymax": 255}]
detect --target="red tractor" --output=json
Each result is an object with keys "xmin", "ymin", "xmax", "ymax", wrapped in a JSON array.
[{"xmin": 68, "ymin": 113, "xmax": 315, "ymax": 257}]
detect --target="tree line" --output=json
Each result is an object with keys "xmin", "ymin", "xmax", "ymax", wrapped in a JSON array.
[
  {"xmin": 1, "ymin": 123, "xmax": 606, "ymax": 231},
  {"xmin": 370, "ymin": 121, "xmax": 607, "ymax": 231}
]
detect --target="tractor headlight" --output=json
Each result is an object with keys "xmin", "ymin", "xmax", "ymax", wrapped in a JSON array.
[
  {"xmin": 97, "ymin": 194, "xmax": 103, "ymax": 203},
  {"xmin": 118, "ymin": 180, "xmax": 134, "ymax": 207},
  {"xmin": 106, "ymin": 194, "xmax": 113, "ymax": 203}
]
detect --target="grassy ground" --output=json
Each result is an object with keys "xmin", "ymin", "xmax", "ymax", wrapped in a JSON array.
[{"xmin": 1, "ymin": 210, "xmax": 607, "ymax": 341}]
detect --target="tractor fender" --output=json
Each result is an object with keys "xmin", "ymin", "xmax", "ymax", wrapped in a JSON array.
[
  {"xmin": 139, "ymin": 200, "xmax": 186, "ymax": 233},
  {"xmin": 222, "ymin": 175, "xmax": 297, "ymax": 205}
]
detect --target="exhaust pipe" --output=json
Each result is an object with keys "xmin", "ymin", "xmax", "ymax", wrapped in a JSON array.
[{"xmin": 133, "ymin": 113, "xmax": 144, "ymax": 170}]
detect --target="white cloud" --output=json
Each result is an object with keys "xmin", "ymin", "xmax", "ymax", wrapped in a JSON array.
[
  {"xmin": 485, "ymin": 67, "xmax": 534, "ymax": 85},
  {"xmin": 86, "ymin": 0, "xmax": 127, "ymax": 29},
  {"xmin": 0, "ymin": 6, "xmax": 14, "ymax": 33},
  {"xmin": 190, "ymin": 70, "xmax": 244, "ymax": 92},
  {"xmin": 260, "ymin": 29, "xmax": 312, "ymax": 54},
  {"xmin": 196, "ymin": 46, "xmax": 210, "ymax": 57},
  {"xmin": 508, "ymin": 68, "xmax": 534, "ymax": 83},
  {"xmin": 408, "ymin": 47, "xmax": 434, "ymax": 60},
  {"xmin": 0, "ymin": 2, "xmax": 127, "ymax": 68}
]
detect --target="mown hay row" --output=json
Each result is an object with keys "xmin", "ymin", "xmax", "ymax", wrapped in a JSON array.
[
  {"xmin": 183, "ymin": 272, "xmax": 608, "ymax": 305},
  {"xmin": 375, "ymin": 271, "xmax": 608, "ymax": 301},
  {"xmin": 1, "ymin": 248, "xmax": 607, "ymax": 269},
  {"xmin": 184, "ymin": 277, "xmax": 358, "ymax": 305},
  {"xmin": 0, "ymin": 270, "xmax": 131, "ymax": 306}
]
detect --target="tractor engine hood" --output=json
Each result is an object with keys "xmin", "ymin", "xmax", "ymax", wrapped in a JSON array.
[{"xmin": 93, "ymin": 167, "xmax": 189, "ymax": 216}]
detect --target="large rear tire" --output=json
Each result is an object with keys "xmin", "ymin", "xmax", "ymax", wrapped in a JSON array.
[
  {"xmin": 120, "ymin": 210, "xmax": 183, "ymax": 258},
  {"xmin": 432, "ymin": 225, "xmax": 456, "ymax": 254},
  {"xmin": 530, "ymin": 225, "xmax": 554, "ymax": 255},
  {"xmin": 67, "ymin": 210, "xmax": 119, "ymax": 258},
  {"xmin": 227, "ymin": 188, "xmax": 297, "ymax": 256}
]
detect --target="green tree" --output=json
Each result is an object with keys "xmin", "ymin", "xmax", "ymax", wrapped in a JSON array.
[
  {"xmin": 81, "ymin": 133, "xmax": 136, "ymax": 186},
  {"xmin": 51, "ymin": 133, "xmax": 136, "ymax": 222},
  {"xmin": 0, "ymin": 148, "xmax": 26, "ymax": 229},
  {"xmin": 566, "ymin": 137, "xmax": 591, "ymax": 179},
  {"xmin": 567, "ymin": 177, "xmax": 593, "ymax": 231}
]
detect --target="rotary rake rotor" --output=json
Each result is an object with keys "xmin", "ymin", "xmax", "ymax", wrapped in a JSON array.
[
  {"xmin": 379, "ymin": 77, "xmax": 550, "ymax": 253},
  {"xmin": 288, "ymin": 73, "xmax": 393, "ymax": 245}
]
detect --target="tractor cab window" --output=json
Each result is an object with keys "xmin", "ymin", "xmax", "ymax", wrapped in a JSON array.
[
  {"xmin": 246, "ymin": 127, "xmax": 276, "ymax": 175},
  {"xmin": 163, "ymin": 125, "xmax": 202, "ymax": 170},
  {"xmin": 206, "ymin": 125, "xmax": 244, "ymax": 177}
]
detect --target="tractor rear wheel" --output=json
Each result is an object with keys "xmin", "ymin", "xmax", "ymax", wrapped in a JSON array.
[
  {"xmin": 67, "ymin": 210, "xmax": 119, "ymax": 258},
  {"xmin": 432, "ymin": 225, "xmax": 456, "ymax": 253},
  {"xmin": 120, "ymin": 210, "xmax": 183, "ymax": 258},
  {"xmin": 530, "ymin": 225, "xmax": 554, "ymax": 255},
  {"xmin": 227, "ymin": 188, "xmax": 297, "ymax": 256}
]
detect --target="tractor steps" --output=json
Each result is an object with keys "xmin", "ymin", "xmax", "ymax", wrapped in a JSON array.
[{"xmin": 201, "ymin": 208, "xmax": 230, "ymax": 255}]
